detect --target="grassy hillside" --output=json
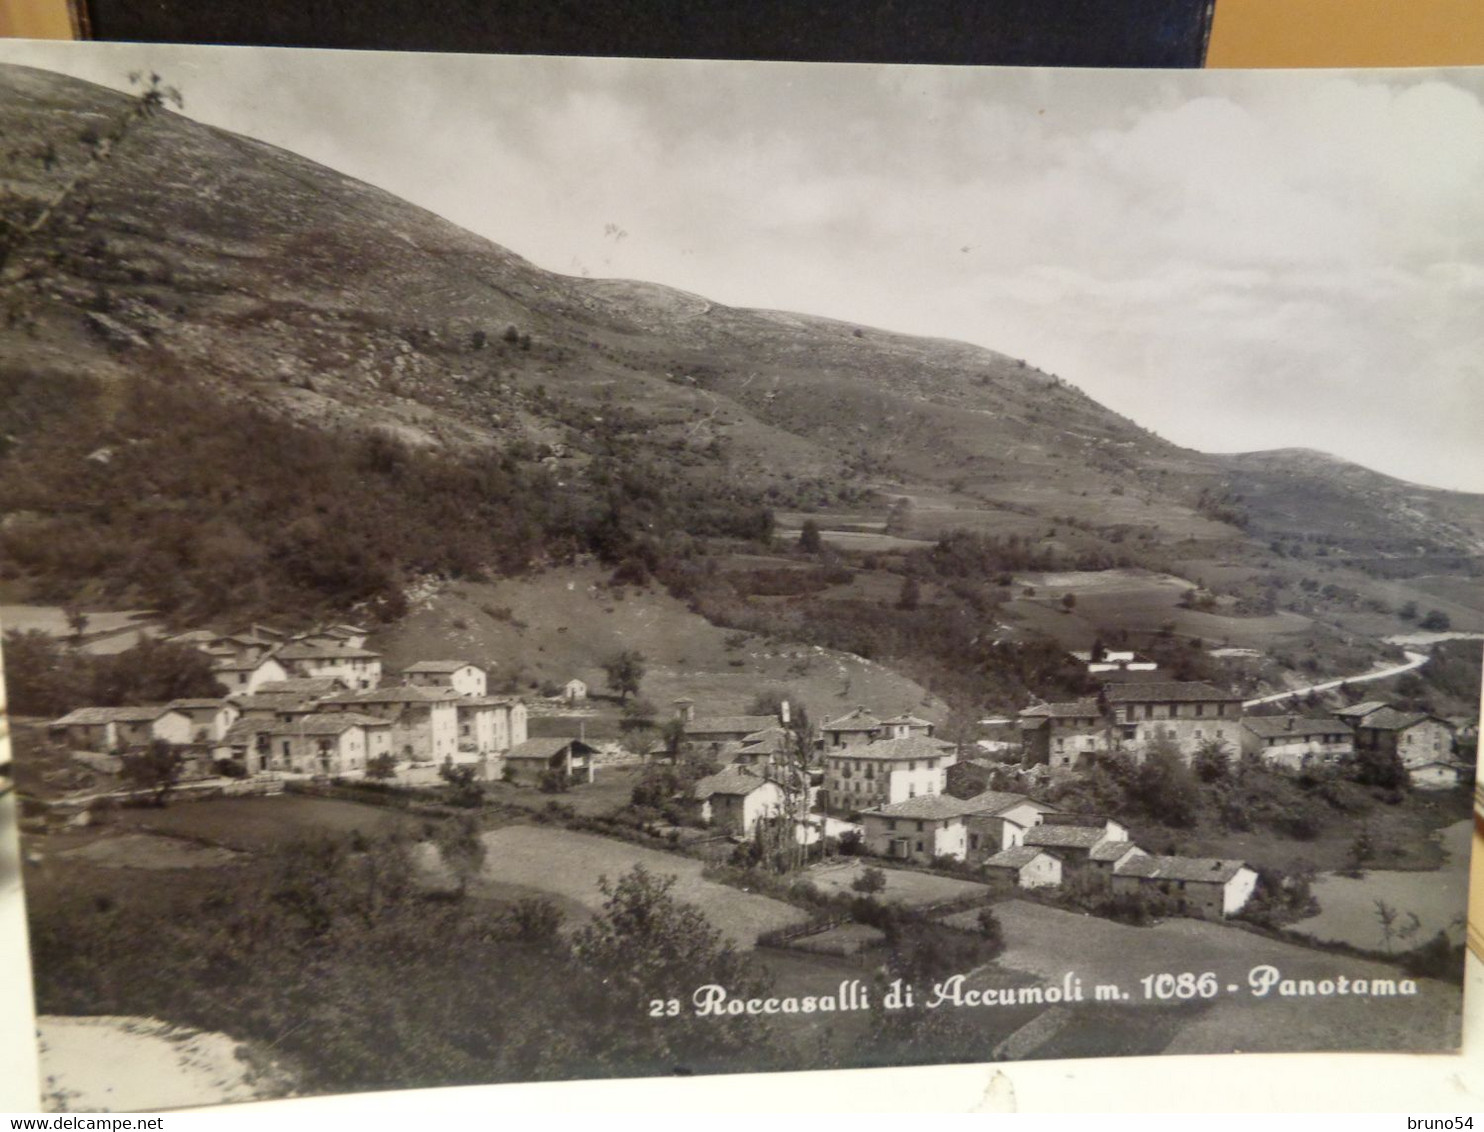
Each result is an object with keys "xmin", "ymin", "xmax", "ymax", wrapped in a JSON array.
[
  {"xmin": 371, "ymin": 565, "xmax": 945, "ymax": 722},
  {"xmin": 0, "ymin": 64, "xmax": 1479, "ymax": 715}
]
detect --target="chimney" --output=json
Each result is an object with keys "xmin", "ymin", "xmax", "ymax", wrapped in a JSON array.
[
  {"xmin": 779, "ymin": 699, "xmax": 790, "ymax": 726},
  {"xmin": 674, "ymin": 698, "xmax": 695, "ymax": 722}
]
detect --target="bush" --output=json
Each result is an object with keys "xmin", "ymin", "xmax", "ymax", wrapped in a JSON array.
[
  {"xmin": 852, "ymin": 866, "xmax": 887, "ymax": 894},
  {"xmin": 537, "ymin": 769, "xmax": 571, "ymax": 794}
]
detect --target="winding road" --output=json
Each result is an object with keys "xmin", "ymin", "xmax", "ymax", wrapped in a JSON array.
[{"xmin": 1242, "ymin": 649, "xmax": 1429, "ymax": 708}]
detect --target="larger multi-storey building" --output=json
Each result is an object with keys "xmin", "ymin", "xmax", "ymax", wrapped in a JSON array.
[{"xmin": 1102, "ymin": 681, "xmax": 1243, "ymax": 761}]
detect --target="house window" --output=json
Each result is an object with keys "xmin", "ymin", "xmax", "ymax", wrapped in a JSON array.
[
  {"xmin": 1195, "ymin": 703, "xmax": 1205, "ymax": 717},
  {"xmin": 916, "ymin": 821, "xmax": 924, "ymax": 832}
]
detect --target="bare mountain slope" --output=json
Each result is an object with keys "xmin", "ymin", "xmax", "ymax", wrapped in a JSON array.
[{"xmin": 1, "ymin": 62, "xmax": 1481, "ymax": 598}]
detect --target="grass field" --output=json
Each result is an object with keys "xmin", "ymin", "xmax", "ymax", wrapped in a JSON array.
[
  {"xmin": 1006, "ymin": 568, "xmax": 1315, "ymax": 651},
  {"xmin": 804, "ymin": 858, "xmax": 991, "ymax": 906},
  {"xmin": 370, "ymin": 565, "xmax": 944, "ymax": 727},
  {"xmin": 474, "ymin": 825, "xmax": 808, "ymax": 947},
  {"xmin": 112, "ymin": 795, "xmax": 416, "ymax": 852},
  {"xmin": 991, "ymin": 899, "xmax": 1460, "ymax": 1055},
  {"xmin": 1287, "ymin": 818, "xmax": 1472, "ymax": 950},
  {"xmin": 480, "ymin": 766, "xmax": 645, "ymax": 819},
  {"xmin": 1140, "ymin": 788, "xmax": 1473, "ymax": 875}
]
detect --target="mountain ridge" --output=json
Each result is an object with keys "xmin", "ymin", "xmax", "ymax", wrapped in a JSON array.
[{"xmin": 1, "ymin": 62, "xmax": 1481, "ymax": 629}]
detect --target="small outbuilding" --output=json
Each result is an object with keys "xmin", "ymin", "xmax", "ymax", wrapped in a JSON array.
[{"xmin": 982, "ymin": 845, "xmax": 1063, "ymax": 890}]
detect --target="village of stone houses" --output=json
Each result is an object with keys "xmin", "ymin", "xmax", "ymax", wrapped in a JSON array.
[{"xmin": 6, "ymin": 585, "xmax": 1478, "ymax": 1104}]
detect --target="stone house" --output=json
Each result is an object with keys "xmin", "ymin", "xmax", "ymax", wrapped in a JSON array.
[
  {"xmin": 1019, "ymin": 700, "xmax": 1109, "ymax": 769},
  {"xmin": 819, "ymin": 707, "xmax": 936, "ymax": 750},
  {"xmin": 982, "ymin": 846, "xmax": 1063, "ymax": 890},
  {"xmin": 224, "ymin": 712, "xmax": 392, "ymax": 776},
  {"xmin": 318, "ymin": 686, "xmax": 460, "ymax": 764},
  {"xmin": 1410, "ymin": 760, "xmax": 1468, "ymax": 790},
  {"xmin": 48, "ymin": 705, "xmax": 194, "ymax": 753},
  {"xmin": 823, "ymin": 734, "xmax": 956, "ymax": 812},
  {"xmin": 1103, "ymin": 681, "xmax": 1243, "ymax": 760},
  {"xmin": 167, "ymin": 699, "xmax": 241, "ymax": 744},
  {"xmin": 861, "ymin": 794, "xmax": 981, "ymax": 863},
  {"xmin": 562, "ymin": 678, "xmax": 588, "ymax": 703},
  {"xmin": 211, "ymin": 656, "xmax": 289, "ymax": 695},
  {"xmin": 1353, "ymin": 708, "xmax": 1454, "ymax": 769},
  {"xmin": 403, "ymin": 660, "xmax": 487, "ymax": 698},
  {"xmin": 692, "ymin": 768, "xmax": 793, "ymax": 837},
  {"xmin": 503, "ymin": 737, "xmax": 596, "ymax": 784},
  {"xmin": 273, "ymin": 642, "xmax": 382, "ymax": 690},
  {"xmin": 960, "ymin": 791, "xmax": 1058, "ymax": 858},
  {"xmin": 1110, "ymin": 856, "xmax": 1258, "ymax": 918},
  {"xmin": 454, "ymin": 696, "xmax": 527, "ymax": 759},
  {"xmin": 1022, "ymin": 815, "xmax": 1129, "ymax": 871},
  {"xmin": 1240, "ymin": 714, "xmax": 1354, "ymax": 770}
]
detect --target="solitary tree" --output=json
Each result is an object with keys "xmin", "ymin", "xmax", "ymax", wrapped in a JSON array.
[
  {"xmin": 1060, "ymin": 592, "xmax": 1077, "ymax": 613},
  {"xmin": 63, "ymin": 604, "xmax": 88, "ymax": 642},
  {"xmin": 798, "ymin": 518, "xmax": 822, "ymax": 554},
  {"xmin": 602, "ymin": 649, "xmax": 646, "ymax": 703},
  {"xmin": 1420, "ymin": 610, "xmax": 1451, "ymax": 632},
  {"xmin": 434, "ymin": 814, "xmax": 487, "ymax": 898},
  {"xmin": 119, "ymin": 739, "xmax": 185, "ymax": 806}
]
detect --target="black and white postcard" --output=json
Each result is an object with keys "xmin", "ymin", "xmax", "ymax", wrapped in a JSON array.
[{"xmin": 0, "ymin": 42, "xmax": 1479, "ymax": 1113}]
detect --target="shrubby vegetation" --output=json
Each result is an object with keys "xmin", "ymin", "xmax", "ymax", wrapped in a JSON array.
[
  {"xmin": 2, "ymin": 630, "xmax": 224, "ymax": 716},
  {"xmin": 28, "ymin": 838, "xmax": 779, "ymax": 1091},
  {"xmin": 0, "ymin": 370, "xmax": 779, "ymax": 625}
]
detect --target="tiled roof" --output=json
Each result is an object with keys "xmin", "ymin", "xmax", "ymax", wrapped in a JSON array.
[
  {"xmin": 821, "ymin": 707, "xmax": 883, "ymax": 731},
  {"xmin": 256, "ymin": 678, "xmax": 345, "ymax": 696},
  {"xmin": 843, "ymin": 735, "xmax": 955, "ymax": 762},
  {"xmin": 212, "ymin": 657, "xmax": 280, "ymax": 672},
  {"xmin": 50, "ymin": 705, "xmax": 179, "ymax": 726},
  {"xmin": 879, "ymin": 714, "xmax": 934, "ymax": 728},
  {"xmin": 403, "ymin": 660, "xmax": 478, "ymax": 673},
  {"xmin": 1117, "ymin": 855, "xmax": 1250, "ymax": 883},
  {"xmin": 1089, "ymin": 841, "xmax": 1143, "ymax": 863},
  {"xmin": 1104, "ymin": 682, "xmax": 1239, "ymax": 704},
  {"xmin": 507, "ymin": 737, "xmax": 594, "ymax": 759},
  {"xmin": 683, "ymin": 715, "xmax": 776, "ymax": 736},
  {"xmin": 170, "ymin": 630, "xmax": 220, "ymax": 643},
  {"xmin": 1024, "ymin": 825, "xmax": 1107, "ymax": 850},
  {"xmin": 865, "ymin": 795, "xmax": 982, "ymax": 820},
  {"xmin": 230, "ymin": 692, "xmax": 314, "ymax": 711},
  {"xmin": 167, "ymin": 698, "xmax": 233, "ymax": 710},
  {"xmin": 983, "ymin": 846, "xmax": 1052, "ymax": 870},
  {"xmin": 322, "ymin": 687, "xmax": 460, "ymax": 705},
  {"xmin": 1335, "ymin": 701, "xmax": 1390, "ymax": 719},
  {"xmin": 693, "ymin": 768, "xmax": 779, "ymax": 799},
  {"xmin": 1020, "ymin": 700, "xmax": 1100, "ymax": 719},
  {"xmin": 959, "ymin": 790, "xmax": 1047, "ymax": 817},
  {"xmin": 1356, "ymin": 707, "xmax": 1436, "ymax": 732},
  {"xmin": 275, "ymin": 643, "xmax": 381, "ymax": 661},
  {"xmin": 1243, "ymin": 715, "xmax": 1353, "ymax": 740},
  {"xmin": 269, "ymin": 713, "xmax": 389, "ymax": 736}
]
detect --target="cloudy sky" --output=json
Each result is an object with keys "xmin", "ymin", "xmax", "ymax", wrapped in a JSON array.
[{"xmin": 4, "ymin": 42, "xmax": 1482, "ymax": 492}]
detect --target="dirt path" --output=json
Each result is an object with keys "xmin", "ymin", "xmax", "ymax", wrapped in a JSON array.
[{"xmin": 1243, "ymin": 650, "xmax": 1429, "ymax": 707}]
